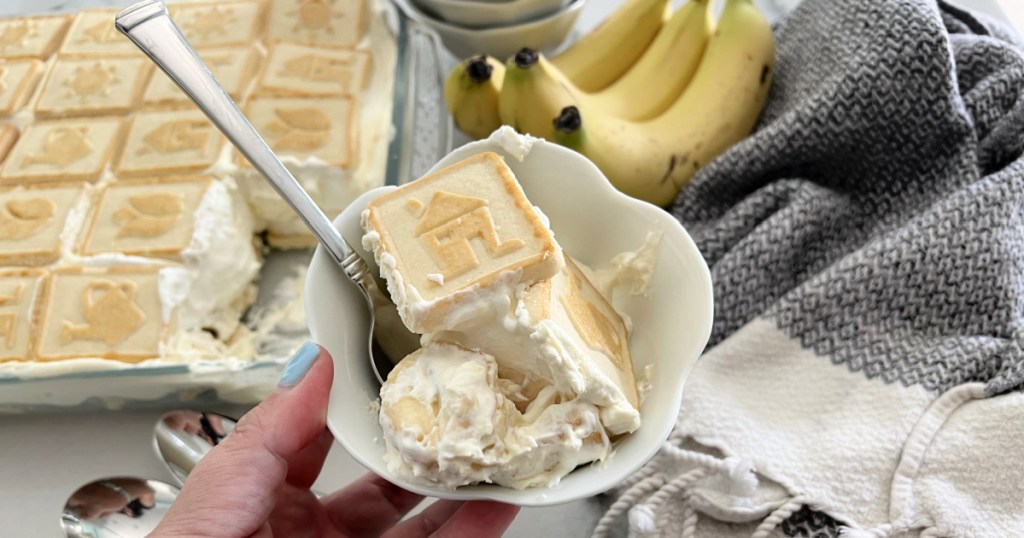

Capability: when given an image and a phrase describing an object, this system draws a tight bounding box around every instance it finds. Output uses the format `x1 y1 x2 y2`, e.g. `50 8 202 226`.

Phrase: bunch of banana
554 0 776 206
500 0 713 140
443 55 505 140
549 0 672 92
443 0 671 138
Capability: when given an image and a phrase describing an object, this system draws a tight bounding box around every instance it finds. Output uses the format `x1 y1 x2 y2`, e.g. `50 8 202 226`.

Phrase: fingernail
279 342 320 388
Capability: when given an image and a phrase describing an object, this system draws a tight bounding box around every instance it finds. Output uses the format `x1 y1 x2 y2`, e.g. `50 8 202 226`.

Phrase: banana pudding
0 0 398 387
364 152 641 489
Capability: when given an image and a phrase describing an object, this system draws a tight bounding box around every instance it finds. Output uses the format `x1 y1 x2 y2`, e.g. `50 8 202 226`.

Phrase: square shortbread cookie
144 45 262 107
80 177 212 259
0 117 123 184
0 15 70 60
33 55 150 118
115 110 225 177
240 96 355 168
0 269 45 362
266 0 366 48
523 258 640 413
0 183 85 266
258 42 370 97
363 152 564 333
0 59 44 117
169 1 266 48
35 267 166 362
60 9 140 57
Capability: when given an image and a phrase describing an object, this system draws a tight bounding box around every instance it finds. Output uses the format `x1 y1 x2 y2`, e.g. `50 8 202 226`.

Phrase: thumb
153 342 334 538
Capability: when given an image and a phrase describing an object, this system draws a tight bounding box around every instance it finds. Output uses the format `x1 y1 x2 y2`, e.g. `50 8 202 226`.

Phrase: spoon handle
115 0 351 266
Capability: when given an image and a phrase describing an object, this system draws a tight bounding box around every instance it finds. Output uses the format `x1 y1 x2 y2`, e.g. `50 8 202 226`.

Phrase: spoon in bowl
114 0 412 385
61 477 178 538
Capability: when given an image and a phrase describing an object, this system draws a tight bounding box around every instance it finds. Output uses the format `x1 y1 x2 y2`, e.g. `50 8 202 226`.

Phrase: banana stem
554 106 582 134
514 48 540 69
466 56 493 83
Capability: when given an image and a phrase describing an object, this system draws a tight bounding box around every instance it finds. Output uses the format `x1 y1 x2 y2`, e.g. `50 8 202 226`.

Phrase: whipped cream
380 342 610 490
366 152 651 490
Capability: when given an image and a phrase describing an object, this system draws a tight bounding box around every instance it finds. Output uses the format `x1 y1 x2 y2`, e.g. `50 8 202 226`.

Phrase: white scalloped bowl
393 0 584 60
413 0 571 29
305 127 713 506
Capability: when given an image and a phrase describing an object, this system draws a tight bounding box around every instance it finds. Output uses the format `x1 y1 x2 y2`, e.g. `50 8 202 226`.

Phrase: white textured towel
593 0 1024 536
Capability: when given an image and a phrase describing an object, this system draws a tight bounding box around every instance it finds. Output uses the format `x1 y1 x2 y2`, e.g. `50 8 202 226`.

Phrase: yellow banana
553 0 776 207
550 0 672 92
595 0 712 121
499 0 712 140
499 49 574 141
444 55 505 140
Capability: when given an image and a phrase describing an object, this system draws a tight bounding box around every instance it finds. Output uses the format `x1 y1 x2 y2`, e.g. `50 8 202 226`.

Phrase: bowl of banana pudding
306 127 713 505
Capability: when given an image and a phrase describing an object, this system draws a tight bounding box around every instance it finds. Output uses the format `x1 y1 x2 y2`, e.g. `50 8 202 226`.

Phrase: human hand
151 342 520 537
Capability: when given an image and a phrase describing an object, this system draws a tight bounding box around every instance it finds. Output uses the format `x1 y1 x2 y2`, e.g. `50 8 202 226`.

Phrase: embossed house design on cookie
364 152 564 333
413 189 526 281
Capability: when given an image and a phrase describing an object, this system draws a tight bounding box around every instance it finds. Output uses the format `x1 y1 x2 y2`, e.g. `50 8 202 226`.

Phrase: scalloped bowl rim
395 0 584 37
306 129 713 506
414 0 571 28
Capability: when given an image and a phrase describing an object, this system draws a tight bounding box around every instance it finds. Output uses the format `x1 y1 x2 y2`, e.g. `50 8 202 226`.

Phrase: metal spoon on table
61 477 178 538
153 410 237 486
152 409 328 496
115 0 416 385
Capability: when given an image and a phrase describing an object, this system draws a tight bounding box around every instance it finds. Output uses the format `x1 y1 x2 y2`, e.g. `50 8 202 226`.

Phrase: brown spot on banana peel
659 153 688 185
760 64 771 85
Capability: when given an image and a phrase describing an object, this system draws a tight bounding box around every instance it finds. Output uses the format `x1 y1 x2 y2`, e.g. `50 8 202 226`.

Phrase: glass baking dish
0 0 454 412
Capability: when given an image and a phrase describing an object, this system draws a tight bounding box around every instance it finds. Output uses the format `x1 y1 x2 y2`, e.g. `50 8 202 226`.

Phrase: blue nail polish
279 342 320 387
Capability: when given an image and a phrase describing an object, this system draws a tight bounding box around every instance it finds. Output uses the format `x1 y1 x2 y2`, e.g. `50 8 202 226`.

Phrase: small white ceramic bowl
414 0 571 29
394 0 584 60
305 128 713 506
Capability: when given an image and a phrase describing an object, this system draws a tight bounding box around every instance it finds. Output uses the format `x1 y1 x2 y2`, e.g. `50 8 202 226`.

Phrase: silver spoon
61 477 178 538
153 410 237 486
152 409 329 498
115 0 411 385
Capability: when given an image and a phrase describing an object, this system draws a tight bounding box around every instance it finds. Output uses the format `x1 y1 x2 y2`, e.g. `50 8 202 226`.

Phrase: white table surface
0 1 1018 537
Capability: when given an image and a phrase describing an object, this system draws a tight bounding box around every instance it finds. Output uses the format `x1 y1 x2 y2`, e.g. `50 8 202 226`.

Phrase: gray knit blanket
594 1 1024 536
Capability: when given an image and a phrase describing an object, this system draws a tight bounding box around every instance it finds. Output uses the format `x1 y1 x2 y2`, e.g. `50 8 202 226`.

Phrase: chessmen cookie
266 0 366 48
33 55 151 118
115 109 225 177
0 59 44 117
79 177 213 259
362 152 565 334
0 183 86 267
168 1 266 48
34 266 166 362
424 259 641 436
0 124 17 164
522 258 640 434
0 117 123 184
77 177 261 342
0 15 71 60
144 45 262 107
0 268 45 362
59 9 139 57
259 42 371 97
241 96 355 167
234 96 357 246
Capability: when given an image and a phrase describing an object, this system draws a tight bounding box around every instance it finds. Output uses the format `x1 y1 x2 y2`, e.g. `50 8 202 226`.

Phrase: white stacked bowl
394 0 586 61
